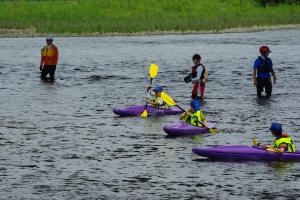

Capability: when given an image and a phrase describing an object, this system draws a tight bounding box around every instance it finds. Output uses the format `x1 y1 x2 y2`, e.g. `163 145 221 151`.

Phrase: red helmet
259 46 271 54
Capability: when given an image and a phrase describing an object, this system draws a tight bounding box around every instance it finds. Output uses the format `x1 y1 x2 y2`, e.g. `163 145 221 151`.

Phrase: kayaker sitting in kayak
146 85 169 109
179 100 208 128
261 123 296 154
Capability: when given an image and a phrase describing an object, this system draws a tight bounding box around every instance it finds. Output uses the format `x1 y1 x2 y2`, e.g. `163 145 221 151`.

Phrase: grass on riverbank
0 0 300 35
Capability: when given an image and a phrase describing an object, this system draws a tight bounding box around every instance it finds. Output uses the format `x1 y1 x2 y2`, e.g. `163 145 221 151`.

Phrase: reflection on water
1 29 300 199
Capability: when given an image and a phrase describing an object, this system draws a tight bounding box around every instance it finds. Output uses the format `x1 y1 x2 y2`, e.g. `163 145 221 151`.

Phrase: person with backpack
184 54 208 100
253 46 276 97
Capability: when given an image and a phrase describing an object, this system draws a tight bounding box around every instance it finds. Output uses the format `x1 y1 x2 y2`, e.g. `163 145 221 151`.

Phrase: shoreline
1 24 300 38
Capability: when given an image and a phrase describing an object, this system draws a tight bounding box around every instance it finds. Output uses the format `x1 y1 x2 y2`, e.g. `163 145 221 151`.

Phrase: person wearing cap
40 34 59 81
253 46 276 97
146 85 169 108
261 123 296 153
179 100 208 128
184 54 207 100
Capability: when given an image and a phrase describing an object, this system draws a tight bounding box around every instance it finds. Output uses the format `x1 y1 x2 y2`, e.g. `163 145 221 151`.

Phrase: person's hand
273 78 276 84
147 84 152 92
146 99 151 103
40 66 42 71
184 110 190 117
254 79 257 86
184 76 191 83
262 144 270 149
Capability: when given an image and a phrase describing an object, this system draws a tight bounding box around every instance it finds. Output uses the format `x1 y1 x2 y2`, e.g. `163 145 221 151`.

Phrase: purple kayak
192 145 300 161
163 122 216 136
113 105 188 117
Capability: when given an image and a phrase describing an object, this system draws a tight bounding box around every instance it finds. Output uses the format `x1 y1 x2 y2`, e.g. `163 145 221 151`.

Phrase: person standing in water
184 54 207 100
253 46 276 97
40 34 59 81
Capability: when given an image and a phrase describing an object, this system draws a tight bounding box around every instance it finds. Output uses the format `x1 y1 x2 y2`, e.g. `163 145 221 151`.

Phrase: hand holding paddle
141 64 159 117
252 138 278 153
161 92 219 133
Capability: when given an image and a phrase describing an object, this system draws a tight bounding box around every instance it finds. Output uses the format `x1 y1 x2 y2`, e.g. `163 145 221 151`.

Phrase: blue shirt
253 57 273 78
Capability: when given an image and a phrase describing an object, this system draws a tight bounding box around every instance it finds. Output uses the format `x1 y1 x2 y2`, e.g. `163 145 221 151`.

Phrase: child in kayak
146 85 169 108
180 100 208 128
262 123 296 153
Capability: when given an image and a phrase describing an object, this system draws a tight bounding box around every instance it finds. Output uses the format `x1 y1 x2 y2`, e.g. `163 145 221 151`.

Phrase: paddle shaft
144 78 153 109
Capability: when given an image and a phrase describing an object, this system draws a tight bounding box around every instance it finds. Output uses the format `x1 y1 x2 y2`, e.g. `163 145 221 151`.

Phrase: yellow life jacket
41 45 55 57
153 95 169 108
273 135 296 152
182 110 204 126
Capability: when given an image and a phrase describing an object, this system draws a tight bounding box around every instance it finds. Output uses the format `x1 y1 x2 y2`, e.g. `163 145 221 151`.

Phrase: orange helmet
259 46 271 54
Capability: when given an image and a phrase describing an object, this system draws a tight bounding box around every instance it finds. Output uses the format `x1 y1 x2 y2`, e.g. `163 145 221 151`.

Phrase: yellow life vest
273 135 296 152
182 110 204 126
41 45 55 57
153 95 169 108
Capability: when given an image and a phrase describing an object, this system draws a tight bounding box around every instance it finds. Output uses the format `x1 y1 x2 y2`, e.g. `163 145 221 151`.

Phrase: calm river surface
1 29 300 199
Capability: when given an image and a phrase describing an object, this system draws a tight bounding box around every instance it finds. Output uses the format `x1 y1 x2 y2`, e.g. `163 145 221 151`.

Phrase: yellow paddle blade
149 64 159 79
161 92 177 106
209 128 219 133
252 138 258 146
140 109 148 118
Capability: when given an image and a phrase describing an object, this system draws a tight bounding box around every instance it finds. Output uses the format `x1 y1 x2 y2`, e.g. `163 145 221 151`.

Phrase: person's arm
253 59 260 86
268 58 276 84
199 112 208 128
270 69 276 84
54 45 59 66
146 99 159 105
146 85 155 97
261 144 285 154
191 66 203 82
203 119 208 129
262 143 287 154
40 58 44 71
253 68 257 86
146 98 164 106
40 47 44 71
179 110 189 120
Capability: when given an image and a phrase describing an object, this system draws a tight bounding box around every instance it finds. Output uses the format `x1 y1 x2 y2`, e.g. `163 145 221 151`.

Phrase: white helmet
46 34 53 40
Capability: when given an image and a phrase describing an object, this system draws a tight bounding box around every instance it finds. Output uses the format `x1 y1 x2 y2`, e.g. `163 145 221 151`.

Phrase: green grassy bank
0 0 300 36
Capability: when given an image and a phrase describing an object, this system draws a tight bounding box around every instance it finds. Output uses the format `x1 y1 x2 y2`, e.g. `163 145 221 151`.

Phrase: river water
1 29 300 199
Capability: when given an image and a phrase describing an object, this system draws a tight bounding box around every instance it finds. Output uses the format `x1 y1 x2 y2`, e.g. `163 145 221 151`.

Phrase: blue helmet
153 86 163 92
269 123 282 135
191 100 201 111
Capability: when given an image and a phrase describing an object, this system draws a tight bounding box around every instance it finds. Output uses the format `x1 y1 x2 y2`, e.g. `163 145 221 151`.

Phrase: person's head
190 100 201 112
192 54 201 65
259 46 271 58
153 86 163 97
269 122 282 137
46 34 53 45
